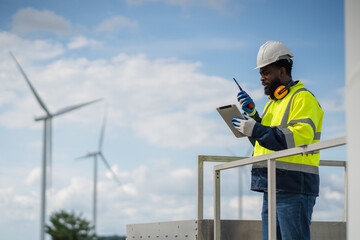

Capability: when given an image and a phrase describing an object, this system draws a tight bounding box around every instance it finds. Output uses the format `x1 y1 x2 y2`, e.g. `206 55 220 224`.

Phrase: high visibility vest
252 81 323 195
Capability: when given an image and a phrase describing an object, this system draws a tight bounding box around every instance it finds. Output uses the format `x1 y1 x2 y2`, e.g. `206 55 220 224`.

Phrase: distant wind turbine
227 146 252 220
77 107 122 234
10 52 102 240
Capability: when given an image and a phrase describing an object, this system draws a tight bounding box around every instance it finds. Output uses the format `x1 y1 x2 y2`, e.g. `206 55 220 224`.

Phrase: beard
264 77 282 100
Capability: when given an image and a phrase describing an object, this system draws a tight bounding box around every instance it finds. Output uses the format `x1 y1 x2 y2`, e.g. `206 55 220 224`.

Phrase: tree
45 209 98 240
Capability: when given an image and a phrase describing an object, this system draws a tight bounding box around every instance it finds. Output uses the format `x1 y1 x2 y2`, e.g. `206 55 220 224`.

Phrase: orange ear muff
274 85 289 99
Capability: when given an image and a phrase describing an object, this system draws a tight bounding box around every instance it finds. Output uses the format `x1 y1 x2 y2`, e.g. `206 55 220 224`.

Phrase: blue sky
0 0 346 239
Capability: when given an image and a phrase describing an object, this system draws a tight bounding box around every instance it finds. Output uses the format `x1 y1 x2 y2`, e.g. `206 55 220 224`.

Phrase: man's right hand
237 90 256 116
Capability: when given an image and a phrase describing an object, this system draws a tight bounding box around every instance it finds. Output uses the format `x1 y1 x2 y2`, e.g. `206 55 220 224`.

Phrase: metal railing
196 136 346 240
197 155 248 220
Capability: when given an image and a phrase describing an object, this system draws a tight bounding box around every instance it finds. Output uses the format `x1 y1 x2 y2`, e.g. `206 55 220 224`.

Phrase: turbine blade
10 52 51 115
98 106 108 151
99 152 122 187
53 98 103 117
75 152 94 160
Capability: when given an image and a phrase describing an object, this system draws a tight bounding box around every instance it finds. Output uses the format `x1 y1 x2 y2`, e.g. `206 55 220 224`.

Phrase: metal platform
126 220 346 240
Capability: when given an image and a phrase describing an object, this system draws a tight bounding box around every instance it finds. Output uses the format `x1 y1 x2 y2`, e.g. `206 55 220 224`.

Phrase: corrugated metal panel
126 220 197 240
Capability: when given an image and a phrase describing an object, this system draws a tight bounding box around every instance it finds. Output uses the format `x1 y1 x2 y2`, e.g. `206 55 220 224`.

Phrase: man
232 40 323 240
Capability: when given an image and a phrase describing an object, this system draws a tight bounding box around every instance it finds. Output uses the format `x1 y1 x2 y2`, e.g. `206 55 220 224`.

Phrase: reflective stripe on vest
252 161 319 175
279 88 322 147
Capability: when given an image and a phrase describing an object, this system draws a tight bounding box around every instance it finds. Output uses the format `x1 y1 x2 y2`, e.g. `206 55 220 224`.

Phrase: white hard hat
255 40 294 69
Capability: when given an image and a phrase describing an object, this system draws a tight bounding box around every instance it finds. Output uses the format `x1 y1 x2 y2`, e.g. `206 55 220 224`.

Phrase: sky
0 0 346 239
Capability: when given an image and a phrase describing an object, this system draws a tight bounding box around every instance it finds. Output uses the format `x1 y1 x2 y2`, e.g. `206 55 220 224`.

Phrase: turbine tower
10 52 102 240
77 107 122 234
227 147 251 220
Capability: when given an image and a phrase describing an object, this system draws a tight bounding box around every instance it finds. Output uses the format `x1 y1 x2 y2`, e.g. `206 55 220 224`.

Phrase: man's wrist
251 122 263 139
249 111 262 123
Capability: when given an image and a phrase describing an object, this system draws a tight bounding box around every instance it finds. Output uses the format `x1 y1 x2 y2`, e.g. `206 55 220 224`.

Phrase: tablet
216 104 246 138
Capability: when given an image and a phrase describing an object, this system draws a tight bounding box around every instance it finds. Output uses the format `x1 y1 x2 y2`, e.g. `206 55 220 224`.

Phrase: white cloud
312 171 346 221
1 33 246 148
24 168 41 186
13 194 38 208
321 173 345 191
0 187 14 206
322 187 343 201
170 168 194 178
50 177 92 210
67 36 103 50
0 32 64 61
229 195 262 219
11 8 72 35
319 87 345 112
0 187 39 221
95 16 138 33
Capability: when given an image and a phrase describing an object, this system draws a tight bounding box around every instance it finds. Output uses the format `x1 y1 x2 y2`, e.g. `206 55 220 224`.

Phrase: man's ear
279 66 287 77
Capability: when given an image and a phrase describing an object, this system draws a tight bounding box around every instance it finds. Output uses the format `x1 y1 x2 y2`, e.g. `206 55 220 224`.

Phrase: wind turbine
77 107 122 234
10 52 102 240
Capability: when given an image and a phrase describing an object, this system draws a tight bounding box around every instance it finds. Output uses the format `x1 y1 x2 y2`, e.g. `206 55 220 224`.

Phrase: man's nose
260 74 265 82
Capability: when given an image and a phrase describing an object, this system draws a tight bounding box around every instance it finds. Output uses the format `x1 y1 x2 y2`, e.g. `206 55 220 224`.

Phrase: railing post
197 156 204 220
268 159 276 240
344 162 348 222
214 169 221 240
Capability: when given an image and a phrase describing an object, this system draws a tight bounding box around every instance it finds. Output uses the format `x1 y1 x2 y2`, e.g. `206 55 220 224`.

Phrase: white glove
232 114 256 137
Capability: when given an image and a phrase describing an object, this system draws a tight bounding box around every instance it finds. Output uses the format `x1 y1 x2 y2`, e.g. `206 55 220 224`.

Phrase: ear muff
271 80 295 100
274 85 289 99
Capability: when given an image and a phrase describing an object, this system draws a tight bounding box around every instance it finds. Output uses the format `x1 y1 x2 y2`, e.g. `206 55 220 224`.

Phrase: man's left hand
232 114 256 137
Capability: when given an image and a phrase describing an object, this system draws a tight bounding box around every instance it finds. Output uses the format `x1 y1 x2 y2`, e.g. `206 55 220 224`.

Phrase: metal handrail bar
214 137 346 172
197 156 248 220
212 136 346 240
197 157 347 221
